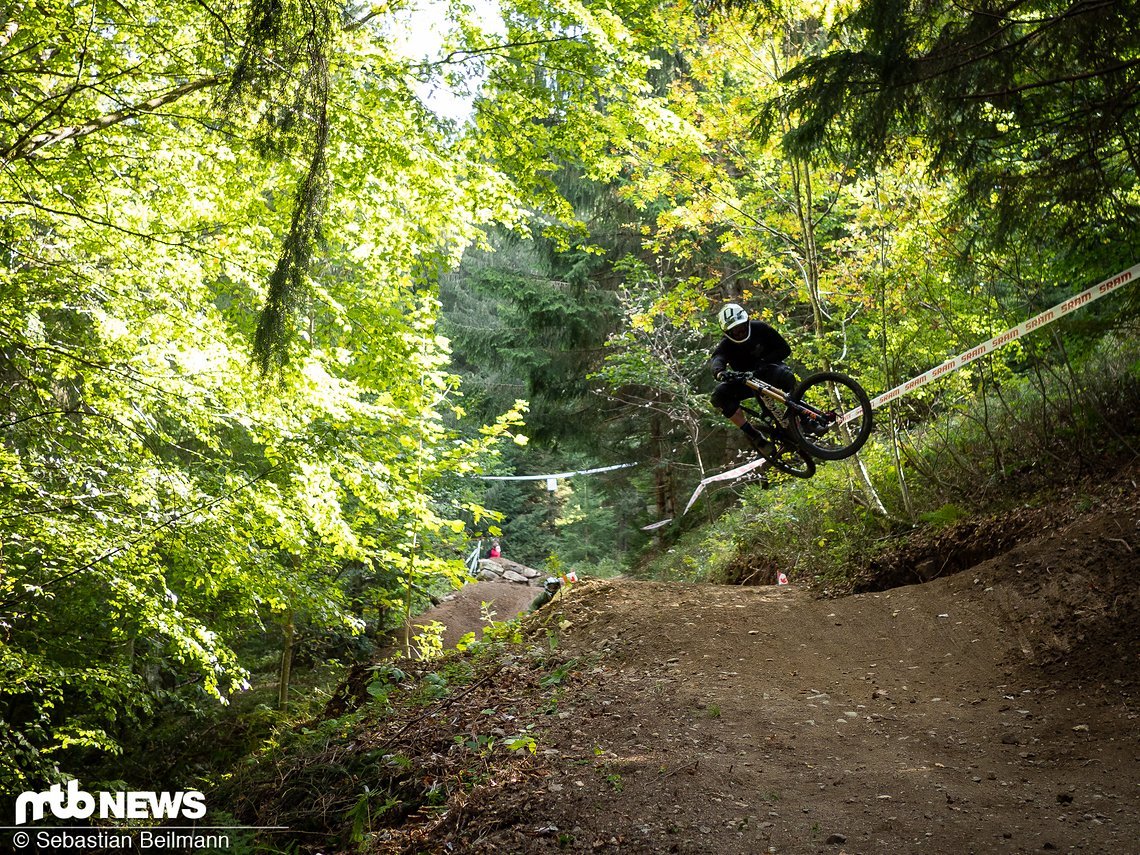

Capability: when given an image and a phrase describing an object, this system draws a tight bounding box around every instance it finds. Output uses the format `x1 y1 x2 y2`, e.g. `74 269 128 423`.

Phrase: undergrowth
213 611 579 852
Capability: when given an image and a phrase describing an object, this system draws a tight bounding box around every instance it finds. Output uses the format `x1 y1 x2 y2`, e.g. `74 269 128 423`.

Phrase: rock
478 556 546 585
825 833 847 845
477 568 500 582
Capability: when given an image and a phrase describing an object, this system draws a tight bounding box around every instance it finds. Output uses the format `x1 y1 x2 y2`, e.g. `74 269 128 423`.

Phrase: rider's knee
773 364 796 393
711 383 738 417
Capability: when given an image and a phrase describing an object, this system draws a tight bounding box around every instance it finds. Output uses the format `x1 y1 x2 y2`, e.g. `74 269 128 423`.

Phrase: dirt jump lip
515 483 1138 854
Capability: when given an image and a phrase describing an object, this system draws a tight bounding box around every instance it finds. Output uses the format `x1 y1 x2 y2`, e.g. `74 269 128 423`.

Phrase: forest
1 0 1138 835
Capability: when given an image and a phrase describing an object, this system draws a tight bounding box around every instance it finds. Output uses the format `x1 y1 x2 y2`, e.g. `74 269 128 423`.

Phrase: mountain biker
710 303 797 457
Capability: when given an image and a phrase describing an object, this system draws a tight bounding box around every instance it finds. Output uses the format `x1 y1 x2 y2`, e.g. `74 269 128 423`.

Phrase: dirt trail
266 478 1138 854
464 486 1139 854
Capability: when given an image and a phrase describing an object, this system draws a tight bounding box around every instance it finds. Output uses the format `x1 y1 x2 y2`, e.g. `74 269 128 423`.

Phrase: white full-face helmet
718 303 750 342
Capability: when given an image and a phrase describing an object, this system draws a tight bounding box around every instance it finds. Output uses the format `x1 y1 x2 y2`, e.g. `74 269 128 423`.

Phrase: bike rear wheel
787 371 873 461
763 437 816 479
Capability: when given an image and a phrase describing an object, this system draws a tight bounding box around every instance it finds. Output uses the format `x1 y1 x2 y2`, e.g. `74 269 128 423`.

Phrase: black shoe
741 423 774 457
749 436 776 458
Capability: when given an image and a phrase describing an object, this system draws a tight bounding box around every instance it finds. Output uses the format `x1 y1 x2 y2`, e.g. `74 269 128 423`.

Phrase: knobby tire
788 371 873 461
764 442 816 478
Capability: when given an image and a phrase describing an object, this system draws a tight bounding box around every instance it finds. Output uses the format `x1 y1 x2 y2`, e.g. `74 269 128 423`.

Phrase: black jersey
710 320 791 377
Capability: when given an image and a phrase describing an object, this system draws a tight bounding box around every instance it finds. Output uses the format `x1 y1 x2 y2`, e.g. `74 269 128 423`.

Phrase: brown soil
410 580 542 650
248 472 1140 855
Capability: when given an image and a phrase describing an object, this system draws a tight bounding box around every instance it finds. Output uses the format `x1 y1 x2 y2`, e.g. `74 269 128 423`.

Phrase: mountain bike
722 369 874 479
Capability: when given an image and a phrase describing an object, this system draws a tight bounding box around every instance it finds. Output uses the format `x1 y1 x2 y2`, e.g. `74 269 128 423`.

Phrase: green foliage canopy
777 0 1140 246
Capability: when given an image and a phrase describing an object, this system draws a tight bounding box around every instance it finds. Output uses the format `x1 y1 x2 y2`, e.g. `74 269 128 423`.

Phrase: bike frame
736 375 817 476
740 374 833 425
742 374 788 407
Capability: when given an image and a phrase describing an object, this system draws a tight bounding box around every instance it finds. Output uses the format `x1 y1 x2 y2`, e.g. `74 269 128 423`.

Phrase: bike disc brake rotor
805 410 837 437
795 397 853 454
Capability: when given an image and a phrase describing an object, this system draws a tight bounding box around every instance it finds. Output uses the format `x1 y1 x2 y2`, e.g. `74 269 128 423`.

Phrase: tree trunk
889 401 915 520
651 413 678 542
403 558 415 658
793 157 889 517
278 610 295 711
874 209 913 521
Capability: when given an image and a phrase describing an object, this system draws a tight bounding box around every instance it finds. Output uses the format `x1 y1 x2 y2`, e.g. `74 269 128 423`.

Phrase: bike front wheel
787 371 873 461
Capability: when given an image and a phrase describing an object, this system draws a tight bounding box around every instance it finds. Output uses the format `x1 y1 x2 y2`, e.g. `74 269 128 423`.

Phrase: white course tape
672 261 1139 520
478 462 637 481
682 456 769 515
